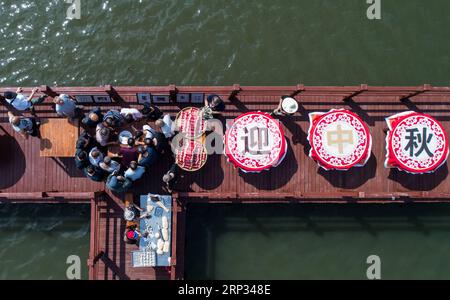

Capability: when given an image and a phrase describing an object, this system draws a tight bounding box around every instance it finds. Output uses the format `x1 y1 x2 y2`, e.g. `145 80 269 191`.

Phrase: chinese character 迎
241 126 270 155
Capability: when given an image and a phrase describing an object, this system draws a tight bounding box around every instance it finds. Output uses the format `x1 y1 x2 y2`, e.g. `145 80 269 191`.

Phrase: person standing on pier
106 171 133 193
120 107 143 123
124 161 146 181
137 145 159 169
7 111 40 139
54 94 79 119
82 107 103 128
83 165 106 182
74 150 90 170
3 87 47 114
155 115 175 138
141 103 163 121
99 156 121 174
103 109 125 129
89 147 104 167
162 163 179 193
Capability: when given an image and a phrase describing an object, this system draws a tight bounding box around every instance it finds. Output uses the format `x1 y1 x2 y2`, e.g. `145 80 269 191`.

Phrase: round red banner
175 107 206 139
225 112 286 172
175 139 208 172
308 109 372 170
385 112 448 174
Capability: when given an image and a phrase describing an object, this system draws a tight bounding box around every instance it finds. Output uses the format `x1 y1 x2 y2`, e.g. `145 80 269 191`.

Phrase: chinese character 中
326 125 354 154
404 127 433 157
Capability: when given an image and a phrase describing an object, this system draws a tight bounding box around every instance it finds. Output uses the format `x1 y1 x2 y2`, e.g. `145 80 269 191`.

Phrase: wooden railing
87 193 104 280
0 192 95 203
178 191 450 203
1 84 449 106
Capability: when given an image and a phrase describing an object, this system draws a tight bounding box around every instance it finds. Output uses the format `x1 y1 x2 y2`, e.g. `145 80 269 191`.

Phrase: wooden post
400 84 431 102
230 84 241 99
343 84 368 101
290 84 305 97
40 85 58 97
169 84 178 102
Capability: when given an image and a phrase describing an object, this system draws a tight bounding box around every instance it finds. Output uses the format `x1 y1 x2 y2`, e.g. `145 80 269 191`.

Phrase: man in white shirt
120 108 143 123
124 161 146 181
155 114 175 138
54 94 78 118
143 124 156 139
99 156 121 174
3 87 47 113
89 147 104 167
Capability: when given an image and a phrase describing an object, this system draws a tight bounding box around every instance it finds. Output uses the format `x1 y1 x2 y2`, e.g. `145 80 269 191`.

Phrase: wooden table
40 118 80 157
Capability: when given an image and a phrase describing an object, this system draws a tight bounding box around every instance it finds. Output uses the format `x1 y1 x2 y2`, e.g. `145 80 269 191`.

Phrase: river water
0 0 449 279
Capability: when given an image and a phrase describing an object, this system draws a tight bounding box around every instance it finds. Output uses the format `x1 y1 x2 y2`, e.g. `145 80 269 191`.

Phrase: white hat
281 97 299 114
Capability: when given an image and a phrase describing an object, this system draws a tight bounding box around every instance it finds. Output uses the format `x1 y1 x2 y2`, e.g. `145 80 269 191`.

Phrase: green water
185 204 450 280
0 204 89 280
1 0 450 279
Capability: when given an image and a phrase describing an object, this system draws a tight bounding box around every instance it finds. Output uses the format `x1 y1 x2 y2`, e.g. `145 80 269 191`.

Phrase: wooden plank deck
2 85 450 201
1 84 450 280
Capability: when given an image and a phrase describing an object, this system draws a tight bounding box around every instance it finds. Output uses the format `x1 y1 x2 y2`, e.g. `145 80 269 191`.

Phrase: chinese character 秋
404 127 433 157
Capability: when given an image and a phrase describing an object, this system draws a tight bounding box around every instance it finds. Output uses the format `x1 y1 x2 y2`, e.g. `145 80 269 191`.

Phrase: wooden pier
1 84 450 279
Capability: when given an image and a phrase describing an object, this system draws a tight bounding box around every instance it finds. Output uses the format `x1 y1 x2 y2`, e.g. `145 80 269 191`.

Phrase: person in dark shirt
82 107 103 128
162 163 179 193
103 110 125 129
206 94 225 112
140 103 163 121
75 149 90 170
83 165 106 182
151 132 168 154
137 145 159 169
106 171 132 193
76 131 96 151
119 138 138 167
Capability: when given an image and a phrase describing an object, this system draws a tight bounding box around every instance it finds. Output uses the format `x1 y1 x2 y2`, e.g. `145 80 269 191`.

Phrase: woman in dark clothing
75 149 90 170
141 103 163 121
82 107 103 128
206 94 225 112
83 164 106 182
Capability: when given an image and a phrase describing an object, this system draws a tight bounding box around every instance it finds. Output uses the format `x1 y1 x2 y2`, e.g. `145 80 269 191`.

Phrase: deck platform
1 84 450 279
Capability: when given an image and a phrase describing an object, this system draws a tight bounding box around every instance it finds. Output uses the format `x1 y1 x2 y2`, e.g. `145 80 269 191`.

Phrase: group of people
75 103 180 194
2 87 227 194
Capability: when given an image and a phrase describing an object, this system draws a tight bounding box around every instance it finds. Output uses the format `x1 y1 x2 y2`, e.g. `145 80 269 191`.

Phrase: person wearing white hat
271 96 299 116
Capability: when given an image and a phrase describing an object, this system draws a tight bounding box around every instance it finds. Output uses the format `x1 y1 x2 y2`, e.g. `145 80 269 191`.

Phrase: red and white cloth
385 111 449 174
175 107 205 139
175 139 208 171
308 109 372 170
225 112 286 173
